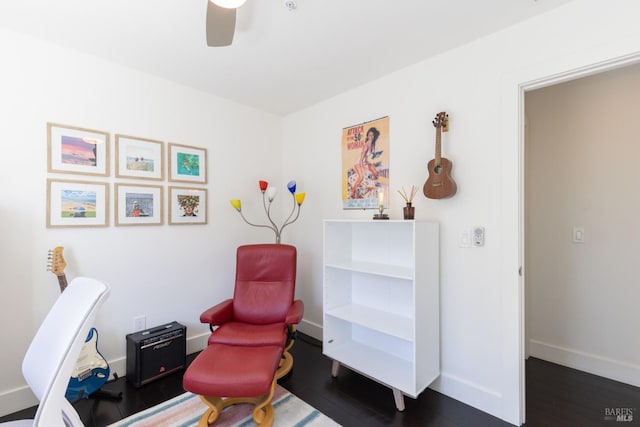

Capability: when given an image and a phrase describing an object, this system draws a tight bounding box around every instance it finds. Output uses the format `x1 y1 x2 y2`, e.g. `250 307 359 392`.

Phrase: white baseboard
0 387 38 419
429 373 503 421
0 333 211 418
528 339 640 387
186 331 209 355
297 318 322 341
306 323 505 423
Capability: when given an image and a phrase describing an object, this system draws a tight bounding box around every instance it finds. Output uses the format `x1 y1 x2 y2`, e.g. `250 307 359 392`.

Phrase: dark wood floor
1 333 638 426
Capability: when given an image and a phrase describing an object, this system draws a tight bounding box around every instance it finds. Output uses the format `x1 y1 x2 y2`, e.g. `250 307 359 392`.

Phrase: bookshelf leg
392 388 405 411
331 360 340 377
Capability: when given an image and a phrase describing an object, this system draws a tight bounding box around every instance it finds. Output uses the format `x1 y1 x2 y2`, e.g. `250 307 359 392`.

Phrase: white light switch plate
573 227 585 243
459 230 470 248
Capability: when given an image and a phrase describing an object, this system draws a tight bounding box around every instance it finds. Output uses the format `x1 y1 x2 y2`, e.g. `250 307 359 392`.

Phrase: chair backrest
232 244 296 324
23 277 110 426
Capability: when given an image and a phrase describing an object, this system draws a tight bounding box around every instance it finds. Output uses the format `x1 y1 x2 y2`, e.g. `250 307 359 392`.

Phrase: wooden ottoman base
183 344 283 427
197 379 276 427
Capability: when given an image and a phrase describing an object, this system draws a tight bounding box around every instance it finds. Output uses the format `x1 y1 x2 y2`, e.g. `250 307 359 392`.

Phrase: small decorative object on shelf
230 180 306 243
398 185 417 220
373 190 389 220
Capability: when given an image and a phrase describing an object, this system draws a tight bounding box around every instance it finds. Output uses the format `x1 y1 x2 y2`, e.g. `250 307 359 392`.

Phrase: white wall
525 64 640 386
283 0 640 424
0 29 284 415
3 0 640 424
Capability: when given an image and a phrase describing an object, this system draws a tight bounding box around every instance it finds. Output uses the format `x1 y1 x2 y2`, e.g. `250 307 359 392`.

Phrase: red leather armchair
200 244 304 378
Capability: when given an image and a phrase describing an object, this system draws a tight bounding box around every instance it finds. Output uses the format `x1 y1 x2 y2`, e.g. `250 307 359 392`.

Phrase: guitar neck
57 274 68 293
434 128 442 165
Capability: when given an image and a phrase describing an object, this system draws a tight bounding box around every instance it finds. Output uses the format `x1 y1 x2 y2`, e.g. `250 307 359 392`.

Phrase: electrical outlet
133 315 146 332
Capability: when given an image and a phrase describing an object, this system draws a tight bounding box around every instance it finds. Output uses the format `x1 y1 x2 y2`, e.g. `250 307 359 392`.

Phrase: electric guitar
47 246 110 401
423 111 457 199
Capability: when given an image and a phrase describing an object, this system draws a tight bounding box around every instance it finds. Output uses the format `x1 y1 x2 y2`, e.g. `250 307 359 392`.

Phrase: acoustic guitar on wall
423 111 457 199
47 246 111 401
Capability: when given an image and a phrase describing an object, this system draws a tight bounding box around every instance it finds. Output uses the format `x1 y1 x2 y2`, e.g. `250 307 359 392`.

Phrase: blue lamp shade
287 180 297 194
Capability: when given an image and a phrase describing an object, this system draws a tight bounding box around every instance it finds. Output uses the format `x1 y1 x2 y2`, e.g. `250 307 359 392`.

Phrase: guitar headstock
432 112 449 131
47 246 67 277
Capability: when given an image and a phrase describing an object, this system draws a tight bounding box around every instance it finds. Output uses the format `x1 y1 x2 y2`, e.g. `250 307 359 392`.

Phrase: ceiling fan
206 0 297 47
206 0 242 47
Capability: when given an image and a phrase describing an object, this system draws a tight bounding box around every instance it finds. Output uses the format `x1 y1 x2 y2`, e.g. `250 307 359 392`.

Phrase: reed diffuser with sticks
398 185 417 220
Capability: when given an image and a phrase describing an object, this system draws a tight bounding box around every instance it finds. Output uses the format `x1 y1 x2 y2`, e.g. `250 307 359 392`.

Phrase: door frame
501 48 640 425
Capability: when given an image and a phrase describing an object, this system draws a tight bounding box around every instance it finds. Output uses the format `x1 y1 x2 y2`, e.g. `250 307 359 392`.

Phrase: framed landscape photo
47 123 109 176
47 179 109 228
168 143 207 183
168 186 207 225
115 183 163 226
115 135 164 180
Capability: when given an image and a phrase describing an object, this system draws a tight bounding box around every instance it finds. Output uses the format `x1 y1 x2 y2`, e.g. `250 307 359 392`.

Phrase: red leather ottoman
183 343 283 426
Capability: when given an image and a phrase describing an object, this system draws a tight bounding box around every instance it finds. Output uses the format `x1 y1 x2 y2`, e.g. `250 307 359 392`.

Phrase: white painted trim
298 318 323 341
529 340 640 388
0 387 38 419
509 48 640 425
186 331 210 355
500 73 524 425
430 373 503 420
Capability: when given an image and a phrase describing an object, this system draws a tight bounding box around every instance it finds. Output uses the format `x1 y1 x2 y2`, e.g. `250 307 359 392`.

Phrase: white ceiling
0 0 573 116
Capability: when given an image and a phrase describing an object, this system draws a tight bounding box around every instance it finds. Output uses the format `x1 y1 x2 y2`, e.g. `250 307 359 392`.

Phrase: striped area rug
108 385 340 426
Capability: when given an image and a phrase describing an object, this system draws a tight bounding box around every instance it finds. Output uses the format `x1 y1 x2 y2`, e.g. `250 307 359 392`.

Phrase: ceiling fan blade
206 1 236 47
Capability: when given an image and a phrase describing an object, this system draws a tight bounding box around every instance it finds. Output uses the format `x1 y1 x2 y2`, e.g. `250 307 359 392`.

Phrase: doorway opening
519 55 640 422
522 62 640 425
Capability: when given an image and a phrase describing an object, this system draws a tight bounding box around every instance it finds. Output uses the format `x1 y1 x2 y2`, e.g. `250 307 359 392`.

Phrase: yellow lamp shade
295 192 306 205
230 199 242 210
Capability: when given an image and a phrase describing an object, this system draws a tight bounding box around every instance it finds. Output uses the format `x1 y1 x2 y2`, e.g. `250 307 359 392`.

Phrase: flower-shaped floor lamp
230 180 306 244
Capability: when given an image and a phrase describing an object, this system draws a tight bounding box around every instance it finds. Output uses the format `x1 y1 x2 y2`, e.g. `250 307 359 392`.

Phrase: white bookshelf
323 219 440 411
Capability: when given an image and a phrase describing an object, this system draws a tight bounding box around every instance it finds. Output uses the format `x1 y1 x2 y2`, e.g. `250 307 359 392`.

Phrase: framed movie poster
341 116 390 209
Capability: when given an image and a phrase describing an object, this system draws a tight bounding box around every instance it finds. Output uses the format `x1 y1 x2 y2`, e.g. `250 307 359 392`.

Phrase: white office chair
1 277 110 426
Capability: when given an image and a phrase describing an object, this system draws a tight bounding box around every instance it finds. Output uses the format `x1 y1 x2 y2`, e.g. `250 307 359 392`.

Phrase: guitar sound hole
434 165 442 174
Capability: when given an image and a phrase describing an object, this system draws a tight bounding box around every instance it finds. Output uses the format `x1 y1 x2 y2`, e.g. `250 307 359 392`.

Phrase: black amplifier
126 321 186 388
